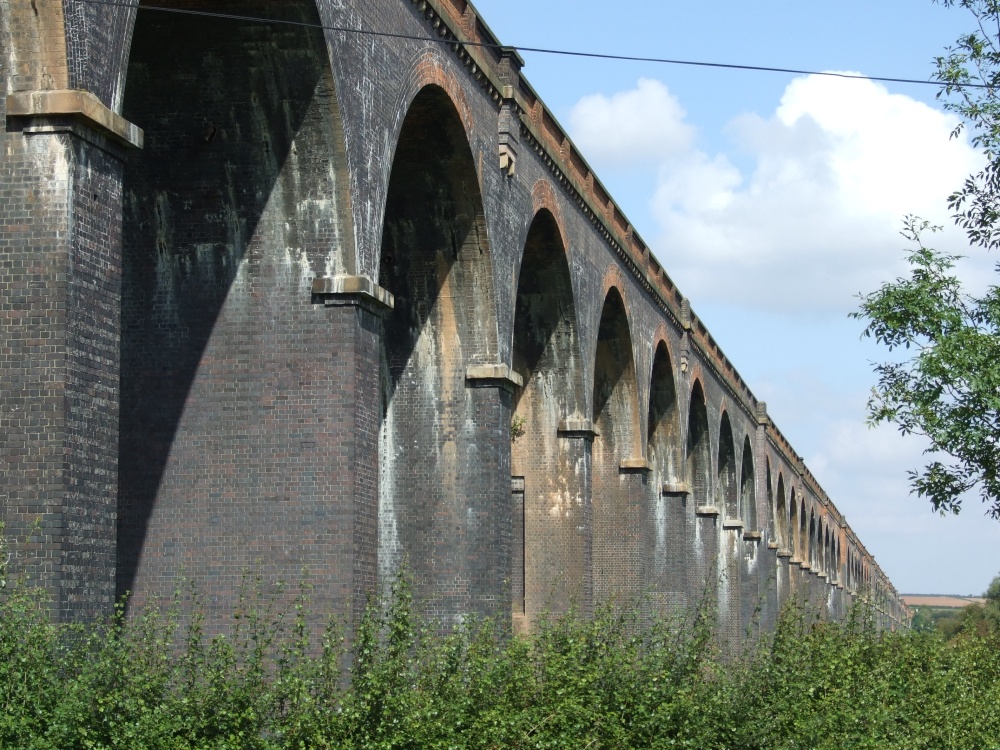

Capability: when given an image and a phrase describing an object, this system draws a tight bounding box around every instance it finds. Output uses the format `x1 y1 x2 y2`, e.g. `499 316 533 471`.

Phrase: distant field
902 595 986 608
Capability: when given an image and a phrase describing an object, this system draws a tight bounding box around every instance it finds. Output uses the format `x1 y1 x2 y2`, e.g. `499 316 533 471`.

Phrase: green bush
3 546 1000 749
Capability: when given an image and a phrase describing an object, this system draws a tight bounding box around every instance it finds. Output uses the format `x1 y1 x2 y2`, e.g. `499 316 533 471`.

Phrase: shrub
3 539 1000 749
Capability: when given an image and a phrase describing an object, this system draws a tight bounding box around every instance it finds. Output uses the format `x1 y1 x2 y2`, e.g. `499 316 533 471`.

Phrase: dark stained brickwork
115 1 363 632
0 0 909 636
0 115 124 621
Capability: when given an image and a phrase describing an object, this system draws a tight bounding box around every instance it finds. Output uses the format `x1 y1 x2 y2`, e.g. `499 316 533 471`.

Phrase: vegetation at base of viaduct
3 560 1000 750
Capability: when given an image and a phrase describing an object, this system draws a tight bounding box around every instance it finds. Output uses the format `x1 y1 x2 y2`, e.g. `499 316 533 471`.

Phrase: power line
74 0 991 90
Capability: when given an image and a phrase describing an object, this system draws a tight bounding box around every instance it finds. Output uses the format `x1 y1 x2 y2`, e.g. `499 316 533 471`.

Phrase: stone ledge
619 457 652 472
312 275 394 312
743 531 763 542
695 505 720 517
557 418 598 439
662 481 690 497
6 89 143 148
466 364 523 390
722 518 744 530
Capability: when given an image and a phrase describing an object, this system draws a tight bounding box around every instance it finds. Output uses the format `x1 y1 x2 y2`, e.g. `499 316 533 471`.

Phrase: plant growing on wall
511 414 527 442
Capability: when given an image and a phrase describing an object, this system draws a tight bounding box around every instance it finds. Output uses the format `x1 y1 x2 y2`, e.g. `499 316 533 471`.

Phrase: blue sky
472 0 1000 595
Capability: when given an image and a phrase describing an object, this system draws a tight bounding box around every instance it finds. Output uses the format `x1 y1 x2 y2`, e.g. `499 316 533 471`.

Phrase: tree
985 572 1000 631
853 0 1000 518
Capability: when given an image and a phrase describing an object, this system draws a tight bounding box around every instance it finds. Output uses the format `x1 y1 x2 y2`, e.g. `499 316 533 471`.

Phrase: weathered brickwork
1 0 909 638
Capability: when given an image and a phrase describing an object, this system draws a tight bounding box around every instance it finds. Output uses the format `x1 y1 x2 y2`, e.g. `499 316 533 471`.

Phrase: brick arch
647 332 681 483
716 408 741 645
511 204 583 410
807 505 818 570
590 283 641 457
686 378 712 508
600 264 628 305
511 200 585 626
530 179 568 237
739 434 756 529
785 476 797 558
818 515 827 574
394 49 477 168
518 183 570 299
684 360 707 399
377 77 502 622
650 323 675 362
371 48 482 270
827 519 834 577
591 285 643 605
647 319 679 455
795 488 805 560
507 180 576 368
717 411 738 519
646 332 683 609
766 459 778 545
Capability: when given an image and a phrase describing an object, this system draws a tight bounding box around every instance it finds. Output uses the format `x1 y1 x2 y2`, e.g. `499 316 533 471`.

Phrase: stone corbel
662 481 690 498
619 457 652 473
557 417 598 440
465 364 523 392
311 275 394 316
6 89 143 149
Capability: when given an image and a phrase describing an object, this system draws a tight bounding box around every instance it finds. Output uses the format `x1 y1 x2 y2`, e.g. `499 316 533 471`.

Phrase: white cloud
565 76 1000 594
578 74 986 313
567 78 696 168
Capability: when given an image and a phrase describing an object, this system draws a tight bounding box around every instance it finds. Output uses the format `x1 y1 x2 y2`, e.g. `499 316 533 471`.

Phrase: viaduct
1 0 907 638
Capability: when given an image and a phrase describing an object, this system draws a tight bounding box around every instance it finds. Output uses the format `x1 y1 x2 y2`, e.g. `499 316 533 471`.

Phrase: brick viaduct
1 0 907 638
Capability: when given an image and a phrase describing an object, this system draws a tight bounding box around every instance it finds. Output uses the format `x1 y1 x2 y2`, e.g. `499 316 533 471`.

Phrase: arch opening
808 510 817 570
648 341 682 610
718 413 738 520
775 471 787 551
377 84 501 622
787 482 798 561
510 209 582 625
648 343 681 484
591 288 641 605
799 499 808 564
740 436 756 530
686 382 711 509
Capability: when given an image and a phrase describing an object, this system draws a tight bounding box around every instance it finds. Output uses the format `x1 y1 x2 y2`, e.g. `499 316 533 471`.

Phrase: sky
471 0 1000 595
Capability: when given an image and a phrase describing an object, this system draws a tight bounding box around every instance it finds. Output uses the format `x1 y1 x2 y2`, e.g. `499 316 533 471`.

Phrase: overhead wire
72 0 992 90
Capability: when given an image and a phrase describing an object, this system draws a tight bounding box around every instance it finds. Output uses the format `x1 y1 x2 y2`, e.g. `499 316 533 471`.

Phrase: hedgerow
3 549 1000 749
